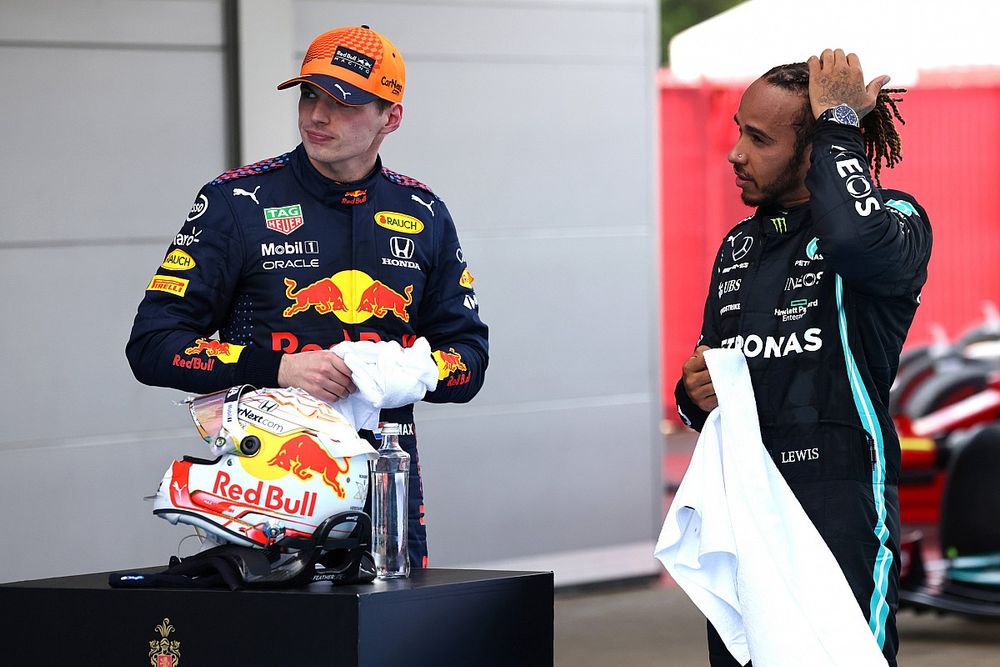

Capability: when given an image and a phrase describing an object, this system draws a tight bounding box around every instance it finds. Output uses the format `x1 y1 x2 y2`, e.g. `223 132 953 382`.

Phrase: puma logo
334 84 351 99
411 194 435 216
233 185 260 205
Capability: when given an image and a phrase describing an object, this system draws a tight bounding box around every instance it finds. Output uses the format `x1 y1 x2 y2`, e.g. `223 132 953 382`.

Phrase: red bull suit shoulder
128 144 489 567
675 121 932 667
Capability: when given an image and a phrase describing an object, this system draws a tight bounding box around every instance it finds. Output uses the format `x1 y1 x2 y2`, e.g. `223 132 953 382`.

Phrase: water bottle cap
379 422 402 436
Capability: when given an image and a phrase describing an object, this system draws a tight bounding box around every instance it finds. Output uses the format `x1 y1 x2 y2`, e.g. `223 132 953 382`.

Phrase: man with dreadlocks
676 49 931 666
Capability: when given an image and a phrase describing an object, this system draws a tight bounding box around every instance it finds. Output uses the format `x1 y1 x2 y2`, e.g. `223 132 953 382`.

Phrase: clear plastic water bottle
372 422 410 579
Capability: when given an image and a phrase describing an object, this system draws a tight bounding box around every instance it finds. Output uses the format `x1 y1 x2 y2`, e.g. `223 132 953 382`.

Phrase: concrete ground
554 577 1000 666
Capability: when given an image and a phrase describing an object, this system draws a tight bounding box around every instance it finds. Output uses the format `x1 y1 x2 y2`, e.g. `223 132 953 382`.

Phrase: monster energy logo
770 216 788 233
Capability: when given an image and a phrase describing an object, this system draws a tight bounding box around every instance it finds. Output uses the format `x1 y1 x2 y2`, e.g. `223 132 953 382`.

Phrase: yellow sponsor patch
147 274 189 297
459 268 475 288
184 337 244 363
161 248 196 271
432 347 468 381
375 211 424 234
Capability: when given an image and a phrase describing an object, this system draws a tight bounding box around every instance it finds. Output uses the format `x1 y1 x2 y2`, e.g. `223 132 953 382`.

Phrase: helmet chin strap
211 384 255 457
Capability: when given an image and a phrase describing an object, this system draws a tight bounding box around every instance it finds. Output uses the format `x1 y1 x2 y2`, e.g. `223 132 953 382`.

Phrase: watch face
834 104 860 127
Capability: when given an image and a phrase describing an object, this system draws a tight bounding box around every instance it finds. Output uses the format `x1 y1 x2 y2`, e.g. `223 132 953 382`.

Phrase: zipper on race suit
866 432 877 471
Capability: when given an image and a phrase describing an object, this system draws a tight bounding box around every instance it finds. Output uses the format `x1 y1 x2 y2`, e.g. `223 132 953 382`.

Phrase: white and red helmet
153 386 378 548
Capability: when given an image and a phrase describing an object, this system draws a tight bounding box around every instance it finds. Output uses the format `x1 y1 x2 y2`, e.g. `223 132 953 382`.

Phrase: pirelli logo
147 274 189 297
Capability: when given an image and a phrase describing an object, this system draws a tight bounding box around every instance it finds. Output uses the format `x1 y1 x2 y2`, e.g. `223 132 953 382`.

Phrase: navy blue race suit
676 121 932 666
127 145 489 568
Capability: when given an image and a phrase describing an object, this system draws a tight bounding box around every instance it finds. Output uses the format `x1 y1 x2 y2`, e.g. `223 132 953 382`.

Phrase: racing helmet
152 385 379 548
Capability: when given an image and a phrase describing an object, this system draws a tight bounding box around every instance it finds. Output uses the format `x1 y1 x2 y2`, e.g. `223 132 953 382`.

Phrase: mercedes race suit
127 144 489 566
675 120 932 666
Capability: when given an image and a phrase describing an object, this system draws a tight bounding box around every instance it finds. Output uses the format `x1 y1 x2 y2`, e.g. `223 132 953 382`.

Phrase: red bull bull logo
459 268 475 289
357 280 413 322
283 277 347 317
282 270 412 324
185 338 230 357
182 338 244 364
267 434 350 499
433 347 468 381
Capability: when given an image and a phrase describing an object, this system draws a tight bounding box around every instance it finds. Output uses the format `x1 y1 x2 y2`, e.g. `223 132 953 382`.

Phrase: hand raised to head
807 49 890 120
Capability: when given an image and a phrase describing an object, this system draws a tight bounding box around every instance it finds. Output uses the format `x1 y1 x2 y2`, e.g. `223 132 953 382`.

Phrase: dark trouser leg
790 480 900 667
401 433 428 568
706 622 750 667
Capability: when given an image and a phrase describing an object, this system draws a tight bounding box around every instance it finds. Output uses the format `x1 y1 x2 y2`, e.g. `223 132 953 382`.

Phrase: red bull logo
211 470 318 516
341 189 367 205
182 337 244 364
267 434 350 499
459 268 475 289
433 347 468 381
185 338 230 357
282 270 412 324
358 280 413 322
283 277 347 317
172 355 215 371
271 330 418 353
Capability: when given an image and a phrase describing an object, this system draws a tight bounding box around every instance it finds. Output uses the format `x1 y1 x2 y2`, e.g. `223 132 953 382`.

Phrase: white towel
328 337 439 431
654 349 887 666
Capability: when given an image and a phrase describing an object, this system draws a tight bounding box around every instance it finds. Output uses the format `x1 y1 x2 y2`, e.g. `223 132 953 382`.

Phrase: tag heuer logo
264 204 304 235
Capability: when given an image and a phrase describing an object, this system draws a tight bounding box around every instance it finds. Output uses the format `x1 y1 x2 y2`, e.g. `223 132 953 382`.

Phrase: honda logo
390 236 415 260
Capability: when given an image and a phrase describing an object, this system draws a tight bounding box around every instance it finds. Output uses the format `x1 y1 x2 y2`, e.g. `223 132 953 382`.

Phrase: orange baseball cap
277 25 405 106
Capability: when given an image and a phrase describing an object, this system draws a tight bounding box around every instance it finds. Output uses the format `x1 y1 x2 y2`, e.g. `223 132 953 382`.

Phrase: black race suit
675 121 932 666
127 145 489 568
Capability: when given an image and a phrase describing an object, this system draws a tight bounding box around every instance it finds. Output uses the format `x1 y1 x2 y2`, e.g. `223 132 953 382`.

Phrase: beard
741 147 809 209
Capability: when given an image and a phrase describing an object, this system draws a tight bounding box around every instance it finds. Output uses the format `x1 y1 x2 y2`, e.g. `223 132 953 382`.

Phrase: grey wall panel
0 432 204 582
456 233 654 404
296 0 645 61
0 0 223 46
0 245 202 445
380 62 650 234
414 399 656 563
0 0 229 584
0 46 228 244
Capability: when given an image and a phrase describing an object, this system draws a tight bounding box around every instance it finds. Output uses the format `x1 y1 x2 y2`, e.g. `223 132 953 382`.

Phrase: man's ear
382 103 403 135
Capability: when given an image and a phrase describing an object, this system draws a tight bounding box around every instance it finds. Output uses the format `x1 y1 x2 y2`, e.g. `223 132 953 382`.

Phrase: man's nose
311 98 333 124
727 140 746 165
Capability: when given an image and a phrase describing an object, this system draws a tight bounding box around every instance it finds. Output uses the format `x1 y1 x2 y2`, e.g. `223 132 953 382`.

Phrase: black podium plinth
1 567 553 666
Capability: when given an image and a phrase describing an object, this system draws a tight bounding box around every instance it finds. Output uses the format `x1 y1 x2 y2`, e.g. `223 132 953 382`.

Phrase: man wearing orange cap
128 26 489 569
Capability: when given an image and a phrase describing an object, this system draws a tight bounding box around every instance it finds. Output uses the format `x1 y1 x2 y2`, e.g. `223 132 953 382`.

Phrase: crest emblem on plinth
149 617 181 666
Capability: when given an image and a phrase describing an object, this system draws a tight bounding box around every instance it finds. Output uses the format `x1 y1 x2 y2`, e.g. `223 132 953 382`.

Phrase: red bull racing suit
675 121 932 666
128 144 489 568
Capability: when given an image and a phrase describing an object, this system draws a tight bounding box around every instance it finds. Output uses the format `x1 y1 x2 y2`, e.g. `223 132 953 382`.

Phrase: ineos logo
832 147 881 217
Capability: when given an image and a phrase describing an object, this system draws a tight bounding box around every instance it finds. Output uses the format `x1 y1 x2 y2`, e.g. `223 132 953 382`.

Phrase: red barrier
660 70 1000 421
